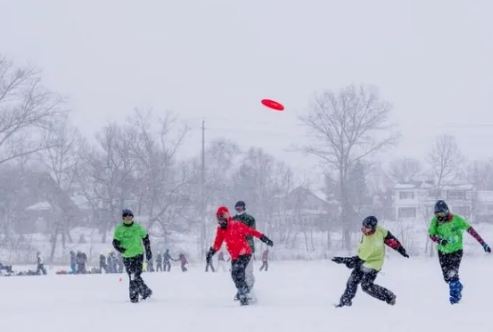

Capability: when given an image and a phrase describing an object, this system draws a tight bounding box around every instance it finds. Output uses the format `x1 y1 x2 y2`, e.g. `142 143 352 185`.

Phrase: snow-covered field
1 256 491 332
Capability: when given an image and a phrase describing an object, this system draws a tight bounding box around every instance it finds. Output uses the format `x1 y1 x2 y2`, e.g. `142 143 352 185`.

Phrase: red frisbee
261 99 284 111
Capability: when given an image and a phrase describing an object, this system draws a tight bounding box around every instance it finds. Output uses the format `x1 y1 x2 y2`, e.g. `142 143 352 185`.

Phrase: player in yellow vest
332 216 409 307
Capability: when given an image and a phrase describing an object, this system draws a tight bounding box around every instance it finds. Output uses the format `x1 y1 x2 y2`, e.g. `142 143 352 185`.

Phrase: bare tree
79 123 139 242
388 157 422 184
466 159 493 191
40 113 87 259
128 108 191 238
299 84 399 250
427 134 464 197
230 148 291 234
182 138 240 252
424 134 464 256
0 55 64 165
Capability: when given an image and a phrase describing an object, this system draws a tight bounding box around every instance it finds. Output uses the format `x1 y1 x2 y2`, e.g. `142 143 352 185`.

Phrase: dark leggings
340 265 395 305
231 254 251 296
438 250 462 283
123 255 151 301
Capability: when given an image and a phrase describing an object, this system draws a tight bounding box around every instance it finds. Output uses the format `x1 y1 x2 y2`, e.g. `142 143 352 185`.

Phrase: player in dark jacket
232 201 257 295
113 209 153 303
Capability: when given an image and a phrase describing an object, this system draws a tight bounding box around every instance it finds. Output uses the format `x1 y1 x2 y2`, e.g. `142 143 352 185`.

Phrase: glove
398 247 409 258
260 235 274 247
331 257 345 264
483 243 491 253
146 250 152 261
206 247 216 263
112 240 126 254
344 256 362 269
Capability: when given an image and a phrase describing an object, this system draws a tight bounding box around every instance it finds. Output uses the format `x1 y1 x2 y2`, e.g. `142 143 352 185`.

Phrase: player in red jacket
206 206 274 305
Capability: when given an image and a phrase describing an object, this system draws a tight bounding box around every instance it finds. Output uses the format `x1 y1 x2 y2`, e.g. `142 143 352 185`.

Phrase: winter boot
335 296 352 308
129 280 139 303
237 285 250 305
234 291 239 301
239 294 249 305
386 294 396 305
141 287 153 300
136 278 152 300
449 280 463 304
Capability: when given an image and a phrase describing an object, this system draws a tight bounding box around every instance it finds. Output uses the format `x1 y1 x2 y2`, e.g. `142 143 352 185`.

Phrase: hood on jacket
216 206 231 219
216 206 231 228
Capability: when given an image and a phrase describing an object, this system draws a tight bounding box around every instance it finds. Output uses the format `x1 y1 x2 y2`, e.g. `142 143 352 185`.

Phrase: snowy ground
1 256 492 332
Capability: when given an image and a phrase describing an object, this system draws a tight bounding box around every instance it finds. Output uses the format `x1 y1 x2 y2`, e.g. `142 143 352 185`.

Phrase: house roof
0 168 80 216
394 182 474 191
26 201 53 211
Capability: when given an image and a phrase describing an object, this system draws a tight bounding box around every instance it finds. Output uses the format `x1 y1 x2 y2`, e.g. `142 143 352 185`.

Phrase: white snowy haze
1 0 493 268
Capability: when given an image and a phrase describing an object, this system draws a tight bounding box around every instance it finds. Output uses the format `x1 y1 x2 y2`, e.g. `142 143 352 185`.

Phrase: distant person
36 252 47 275
69 250 76 273
163 249 172 272
76 251 87 274
217 251 227 272
113 209 153 303
156 251 163 272
178 253 188 272
259 249 269 271
99 253 107 273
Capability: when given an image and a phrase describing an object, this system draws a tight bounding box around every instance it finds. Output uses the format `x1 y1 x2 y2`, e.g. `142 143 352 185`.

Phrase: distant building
475 191 493 223
271 186 339 232
393 180 474 220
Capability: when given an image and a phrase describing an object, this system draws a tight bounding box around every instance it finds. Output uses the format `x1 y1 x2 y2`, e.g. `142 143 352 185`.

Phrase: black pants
164 261 171 272
259 261 268 271
231 255 251 298
123 254 151 302
340 265 395 305
438 250 462 283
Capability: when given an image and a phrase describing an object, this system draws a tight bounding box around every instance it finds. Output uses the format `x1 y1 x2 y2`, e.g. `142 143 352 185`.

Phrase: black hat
235 201 246 209
362 216 378 230
434 200 449 214
122 209 133 217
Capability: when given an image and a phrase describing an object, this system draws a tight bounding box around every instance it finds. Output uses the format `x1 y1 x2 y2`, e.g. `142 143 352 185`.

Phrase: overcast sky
1 0 492 183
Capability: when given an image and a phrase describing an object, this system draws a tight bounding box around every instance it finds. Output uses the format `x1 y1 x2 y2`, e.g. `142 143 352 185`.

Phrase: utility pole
200 119 206 255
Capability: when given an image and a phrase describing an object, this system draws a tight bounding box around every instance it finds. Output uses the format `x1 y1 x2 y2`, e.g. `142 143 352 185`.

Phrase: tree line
1 54 491 259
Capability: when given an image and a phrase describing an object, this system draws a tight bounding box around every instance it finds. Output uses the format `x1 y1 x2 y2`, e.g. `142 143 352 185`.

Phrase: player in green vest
113 209 153 303
332 216 409 307
428 200 490 304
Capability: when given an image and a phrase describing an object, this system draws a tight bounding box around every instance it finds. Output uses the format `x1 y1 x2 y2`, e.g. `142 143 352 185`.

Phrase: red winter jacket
212 206 264 260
